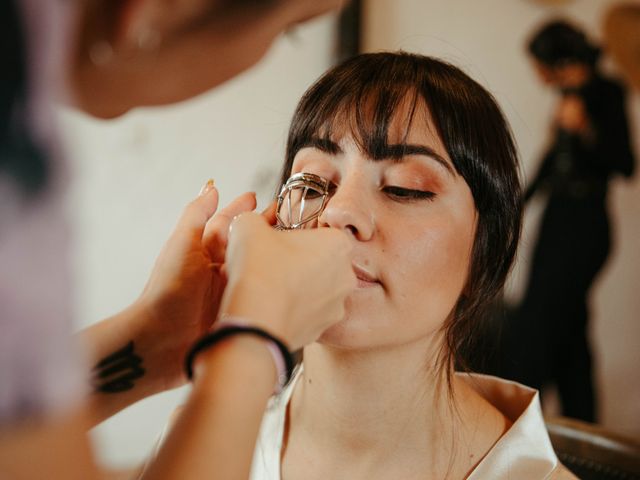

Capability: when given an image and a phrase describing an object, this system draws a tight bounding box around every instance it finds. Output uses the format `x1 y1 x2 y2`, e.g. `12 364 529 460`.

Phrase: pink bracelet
215 316 290 394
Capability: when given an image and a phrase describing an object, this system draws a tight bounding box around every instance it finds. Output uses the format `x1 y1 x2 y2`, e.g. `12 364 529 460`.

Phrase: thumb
227 211 270 246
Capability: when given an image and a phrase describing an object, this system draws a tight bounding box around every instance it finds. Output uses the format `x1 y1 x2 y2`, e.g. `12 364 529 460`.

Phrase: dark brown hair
0 0 49 196
279 52 523 378
528 20 601 68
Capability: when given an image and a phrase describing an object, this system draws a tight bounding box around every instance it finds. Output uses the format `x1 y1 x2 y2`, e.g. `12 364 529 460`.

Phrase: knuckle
230 211 258 232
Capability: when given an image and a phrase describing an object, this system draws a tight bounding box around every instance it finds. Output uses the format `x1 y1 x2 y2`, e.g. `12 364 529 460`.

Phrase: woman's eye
302 188 323 199
382 186 436 201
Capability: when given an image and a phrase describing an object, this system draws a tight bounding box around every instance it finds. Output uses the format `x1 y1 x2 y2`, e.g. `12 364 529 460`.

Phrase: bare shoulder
547 463 579 479
454 376 513 469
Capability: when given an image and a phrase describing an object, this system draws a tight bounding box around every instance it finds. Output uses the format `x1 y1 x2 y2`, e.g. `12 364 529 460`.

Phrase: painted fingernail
199 179 215 196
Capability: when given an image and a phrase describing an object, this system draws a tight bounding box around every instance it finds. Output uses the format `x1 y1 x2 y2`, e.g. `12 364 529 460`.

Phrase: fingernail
199 179 215 196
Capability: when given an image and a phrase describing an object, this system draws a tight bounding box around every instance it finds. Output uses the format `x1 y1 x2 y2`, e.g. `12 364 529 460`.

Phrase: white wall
61 15 337 467
363 0 640 438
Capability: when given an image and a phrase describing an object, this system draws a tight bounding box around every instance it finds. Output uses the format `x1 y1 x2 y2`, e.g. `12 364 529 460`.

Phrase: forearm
0 407 103 480
140 336 276 480
79 301 176 426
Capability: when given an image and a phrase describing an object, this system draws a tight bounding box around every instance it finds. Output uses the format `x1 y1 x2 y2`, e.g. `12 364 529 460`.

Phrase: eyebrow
302 137 454 176
303 137 342 155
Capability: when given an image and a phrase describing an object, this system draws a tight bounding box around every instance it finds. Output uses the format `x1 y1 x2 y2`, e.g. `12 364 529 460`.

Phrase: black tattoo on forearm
92 341 145 393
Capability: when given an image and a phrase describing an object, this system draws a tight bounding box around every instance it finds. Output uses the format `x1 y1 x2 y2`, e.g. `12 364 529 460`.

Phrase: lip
352 263 380 288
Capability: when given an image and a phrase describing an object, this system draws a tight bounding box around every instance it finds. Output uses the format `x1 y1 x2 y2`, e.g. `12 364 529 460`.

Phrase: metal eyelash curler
275 172 337 230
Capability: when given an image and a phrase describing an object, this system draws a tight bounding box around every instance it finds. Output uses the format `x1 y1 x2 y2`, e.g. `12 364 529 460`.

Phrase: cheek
388 207 476 323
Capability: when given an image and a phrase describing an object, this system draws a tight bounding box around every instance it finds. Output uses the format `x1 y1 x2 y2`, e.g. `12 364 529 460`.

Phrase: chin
314 302 446 353
315 311 386 350
316 323 358 349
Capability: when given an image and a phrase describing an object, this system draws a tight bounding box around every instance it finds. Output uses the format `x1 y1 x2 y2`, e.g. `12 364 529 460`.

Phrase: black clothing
525 75 634 200
499 74 635 422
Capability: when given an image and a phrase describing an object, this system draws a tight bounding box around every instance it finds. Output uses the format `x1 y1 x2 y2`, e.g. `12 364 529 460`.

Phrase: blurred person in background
0 1 353 479
497 19 635 423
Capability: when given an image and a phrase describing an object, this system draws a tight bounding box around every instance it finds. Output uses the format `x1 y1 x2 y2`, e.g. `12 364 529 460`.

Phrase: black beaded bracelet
184 324 294 392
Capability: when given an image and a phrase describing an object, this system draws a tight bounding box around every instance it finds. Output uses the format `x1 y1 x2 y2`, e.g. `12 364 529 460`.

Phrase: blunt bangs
281 54 426 186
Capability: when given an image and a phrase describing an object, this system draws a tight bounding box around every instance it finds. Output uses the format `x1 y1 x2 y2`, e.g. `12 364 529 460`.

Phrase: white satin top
250 368 577 480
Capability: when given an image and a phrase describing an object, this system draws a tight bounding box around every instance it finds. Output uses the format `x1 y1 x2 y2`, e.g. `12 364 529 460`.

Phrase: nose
317 172 375 241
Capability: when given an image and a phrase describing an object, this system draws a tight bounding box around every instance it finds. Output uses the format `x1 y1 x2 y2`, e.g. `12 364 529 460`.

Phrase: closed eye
383 186 436 201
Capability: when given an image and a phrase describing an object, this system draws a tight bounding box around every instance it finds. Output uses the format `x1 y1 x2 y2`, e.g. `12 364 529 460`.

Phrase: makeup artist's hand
220 211 356 350
82 181 258 425
134 182 259 390
556 94 589 133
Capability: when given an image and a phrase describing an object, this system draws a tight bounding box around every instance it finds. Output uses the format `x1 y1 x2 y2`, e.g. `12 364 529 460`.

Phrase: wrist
131 296 195 392
192 335 277 399
187 321 294 394
82 302 162 425
219 276 291 343
97 299 181 396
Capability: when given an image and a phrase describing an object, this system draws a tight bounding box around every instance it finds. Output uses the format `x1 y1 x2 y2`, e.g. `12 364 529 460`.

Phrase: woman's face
289 103 477 350
532 59 591 89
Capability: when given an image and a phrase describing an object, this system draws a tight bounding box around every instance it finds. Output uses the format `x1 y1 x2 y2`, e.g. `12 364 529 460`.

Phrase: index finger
203 192 257 262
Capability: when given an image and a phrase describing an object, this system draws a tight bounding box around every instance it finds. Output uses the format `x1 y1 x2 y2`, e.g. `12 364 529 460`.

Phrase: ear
114 0 228 50
111 0 159 50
